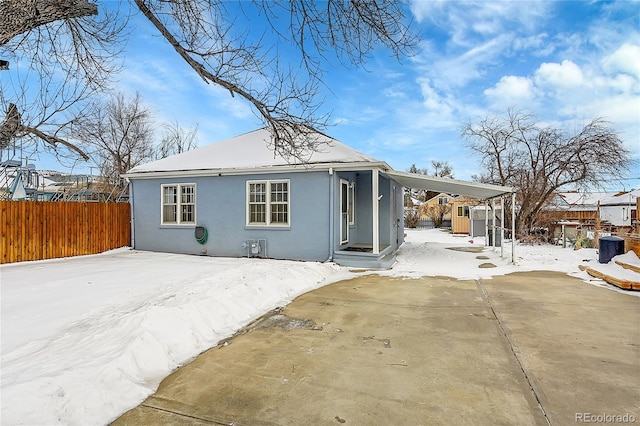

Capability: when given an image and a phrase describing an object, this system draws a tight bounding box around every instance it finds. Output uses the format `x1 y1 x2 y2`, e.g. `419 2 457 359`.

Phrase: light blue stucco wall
130 171 331 261
129 168 405 262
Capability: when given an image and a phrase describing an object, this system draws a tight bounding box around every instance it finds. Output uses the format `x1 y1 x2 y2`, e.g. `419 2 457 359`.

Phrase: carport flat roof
385 170 514 199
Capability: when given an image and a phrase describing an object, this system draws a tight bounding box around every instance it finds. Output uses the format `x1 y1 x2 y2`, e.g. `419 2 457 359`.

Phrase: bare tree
76 93 155 186
406 163 428 202
155 121 199 159
462 109 632 237
421 202 451 228
430 160 454 179
406 162 455 202
408 163 428 175
2 0 418 165
0 1 127 164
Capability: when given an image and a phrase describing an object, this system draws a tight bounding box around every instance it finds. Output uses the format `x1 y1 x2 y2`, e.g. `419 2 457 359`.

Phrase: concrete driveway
113 271 639 425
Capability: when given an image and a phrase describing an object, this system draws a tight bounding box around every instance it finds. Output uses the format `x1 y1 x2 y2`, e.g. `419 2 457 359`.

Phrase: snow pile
614 250 640 269
580 250 640 285
1 253 349 425
1 228 636 425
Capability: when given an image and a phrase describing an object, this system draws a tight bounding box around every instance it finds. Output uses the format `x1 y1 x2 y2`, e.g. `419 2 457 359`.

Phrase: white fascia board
122 161 391 180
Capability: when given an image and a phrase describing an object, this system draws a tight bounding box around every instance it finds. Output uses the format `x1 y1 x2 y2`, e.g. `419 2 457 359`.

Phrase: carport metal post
372 168 379 255
500 195 505 259
484 200 489 247
512 192 516 264
492 198 496 249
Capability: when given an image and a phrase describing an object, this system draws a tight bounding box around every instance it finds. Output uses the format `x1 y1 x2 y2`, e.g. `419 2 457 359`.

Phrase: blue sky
10 1 640 189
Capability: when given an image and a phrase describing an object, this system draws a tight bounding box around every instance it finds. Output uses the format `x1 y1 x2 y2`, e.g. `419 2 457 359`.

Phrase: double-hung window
161 183 196 225
247 180 289 226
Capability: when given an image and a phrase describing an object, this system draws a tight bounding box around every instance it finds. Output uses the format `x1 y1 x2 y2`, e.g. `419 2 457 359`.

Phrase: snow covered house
598 190 638 228
546 191 611 223
123 127 513 268
546 190 638 231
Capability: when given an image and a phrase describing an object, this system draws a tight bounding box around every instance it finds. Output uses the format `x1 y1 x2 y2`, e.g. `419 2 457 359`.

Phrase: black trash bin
598 236 624 263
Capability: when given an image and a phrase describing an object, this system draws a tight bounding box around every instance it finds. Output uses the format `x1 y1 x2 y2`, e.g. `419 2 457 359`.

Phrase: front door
340 179 349 245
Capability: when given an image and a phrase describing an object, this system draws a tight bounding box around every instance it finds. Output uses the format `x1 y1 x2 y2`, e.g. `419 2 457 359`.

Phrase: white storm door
340 179 349 245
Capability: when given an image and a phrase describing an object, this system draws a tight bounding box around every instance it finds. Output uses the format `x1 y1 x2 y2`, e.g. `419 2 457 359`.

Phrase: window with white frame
247 180 289 226
438 197 448 205
161 184 196 225
457 206 469 217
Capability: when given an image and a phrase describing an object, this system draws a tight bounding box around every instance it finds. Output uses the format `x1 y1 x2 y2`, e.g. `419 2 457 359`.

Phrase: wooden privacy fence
1 201 130 264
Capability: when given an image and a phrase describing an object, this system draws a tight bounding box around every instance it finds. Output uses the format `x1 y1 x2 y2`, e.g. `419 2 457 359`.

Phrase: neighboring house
419 192 453 219
545 191 612 224
0 160 117 201
124 127 512 268
418 192 453 228
599 190 638 228
545 190 637 231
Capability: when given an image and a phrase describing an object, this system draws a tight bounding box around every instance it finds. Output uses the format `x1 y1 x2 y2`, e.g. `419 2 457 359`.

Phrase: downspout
327 168 334 262
511 192 516 264
128 178 135 249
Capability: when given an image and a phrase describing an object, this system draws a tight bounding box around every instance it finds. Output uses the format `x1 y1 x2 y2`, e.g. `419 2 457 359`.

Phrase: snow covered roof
598 190 639 206
125 128 384 175
556 191 616 207
424 192 453 204
550 191 638 209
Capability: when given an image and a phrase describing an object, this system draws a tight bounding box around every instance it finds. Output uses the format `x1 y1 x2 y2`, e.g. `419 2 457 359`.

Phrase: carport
385 170 516 263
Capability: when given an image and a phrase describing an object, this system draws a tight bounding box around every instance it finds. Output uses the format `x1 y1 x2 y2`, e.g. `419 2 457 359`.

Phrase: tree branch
22 125 89 161
0 0 98 45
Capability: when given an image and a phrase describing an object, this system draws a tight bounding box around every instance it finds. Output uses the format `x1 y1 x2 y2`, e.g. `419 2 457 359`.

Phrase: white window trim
246 179 290 227
161 183 197 226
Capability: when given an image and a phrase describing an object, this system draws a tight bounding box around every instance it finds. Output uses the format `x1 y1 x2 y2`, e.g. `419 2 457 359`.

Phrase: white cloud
382 83 410 99
409 0 447 24
602 43 640 79
534 60 584 88
419 35 512 90
484 76 536 105
409 0 551 44
416 77 456 124
512 33 555 57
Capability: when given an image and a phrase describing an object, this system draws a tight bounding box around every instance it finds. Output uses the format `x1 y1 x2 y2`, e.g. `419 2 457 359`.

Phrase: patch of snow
614 250 640 268
1 228 637 425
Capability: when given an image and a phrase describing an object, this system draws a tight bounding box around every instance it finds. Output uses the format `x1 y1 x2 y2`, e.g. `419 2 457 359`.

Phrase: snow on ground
1 228 637 425
386 229 598 280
